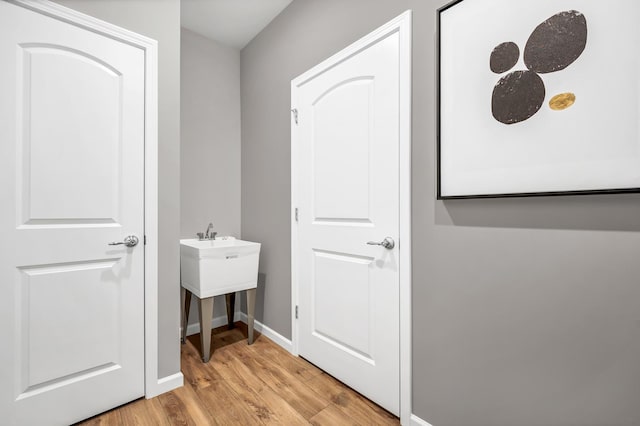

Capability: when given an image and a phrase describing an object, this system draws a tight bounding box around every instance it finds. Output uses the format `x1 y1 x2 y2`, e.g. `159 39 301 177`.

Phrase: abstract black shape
492 70 545 124
490 42 520 74
524 10 587 74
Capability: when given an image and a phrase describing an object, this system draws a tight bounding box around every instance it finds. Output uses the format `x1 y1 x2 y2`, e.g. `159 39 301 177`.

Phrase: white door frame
291 10 412 424
8 0 175 399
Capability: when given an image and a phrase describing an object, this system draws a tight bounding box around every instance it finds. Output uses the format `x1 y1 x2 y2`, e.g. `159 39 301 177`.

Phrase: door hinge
295 207 299 222
144 235 147 245
291 108 298 125
295 305 299 319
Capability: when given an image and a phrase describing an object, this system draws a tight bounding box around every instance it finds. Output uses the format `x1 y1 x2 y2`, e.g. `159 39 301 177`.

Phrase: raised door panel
18 45 123 225
312 250 375 363
17 260 121 396
312 78 373 224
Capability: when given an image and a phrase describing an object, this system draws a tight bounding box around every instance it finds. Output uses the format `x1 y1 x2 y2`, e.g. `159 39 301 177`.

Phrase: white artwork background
439 0 640 197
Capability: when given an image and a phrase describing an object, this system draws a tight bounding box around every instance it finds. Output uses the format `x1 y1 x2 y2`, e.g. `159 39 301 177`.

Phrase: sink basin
180 238 261 298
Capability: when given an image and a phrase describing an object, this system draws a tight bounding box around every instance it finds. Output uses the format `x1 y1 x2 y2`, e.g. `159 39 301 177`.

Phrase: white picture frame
437 0 640 199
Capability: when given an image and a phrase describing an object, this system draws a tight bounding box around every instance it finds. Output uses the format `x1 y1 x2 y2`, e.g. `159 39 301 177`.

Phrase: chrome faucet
200 222 216 240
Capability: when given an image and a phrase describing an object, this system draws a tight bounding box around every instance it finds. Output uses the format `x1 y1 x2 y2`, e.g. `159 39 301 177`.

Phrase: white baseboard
410 414 433 426
180 312 293 354
145 372 183 399
238 312 293 354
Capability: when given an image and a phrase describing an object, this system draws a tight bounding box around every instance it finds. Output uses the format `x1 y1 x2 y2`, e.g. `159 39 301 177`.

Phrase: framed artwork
437 0 640 199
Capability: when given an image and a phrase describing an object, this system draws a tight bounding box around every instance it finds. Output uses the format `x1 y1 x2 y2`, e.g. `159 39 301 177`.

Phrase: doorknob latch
367 237 395 250
108 235 139 247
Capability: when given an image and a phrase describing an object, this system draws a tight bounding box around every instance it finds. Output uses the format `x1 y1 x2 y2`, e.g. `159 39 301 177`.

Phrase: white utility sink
180 237 261 362
180 238 261 298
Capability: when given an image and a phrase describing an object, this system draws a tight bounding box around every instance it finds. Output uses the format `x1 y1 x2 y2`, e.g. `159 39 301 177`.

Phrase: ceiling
181 0 293 49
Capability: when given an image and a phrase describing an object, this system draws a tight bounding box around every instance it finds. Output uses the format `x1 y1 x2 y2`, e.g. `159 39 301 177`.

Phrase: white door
292 20 406 416
0 2 146 425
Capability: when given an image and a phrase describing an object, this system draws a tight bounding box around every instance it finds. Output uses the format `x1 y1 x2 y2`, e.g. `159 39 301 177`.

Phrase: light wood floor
80 322 399 425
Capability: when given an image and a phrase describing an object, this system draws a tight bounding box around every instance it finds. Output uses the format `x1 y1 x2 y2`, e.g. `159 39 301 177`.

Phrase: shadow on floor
185 321 257 360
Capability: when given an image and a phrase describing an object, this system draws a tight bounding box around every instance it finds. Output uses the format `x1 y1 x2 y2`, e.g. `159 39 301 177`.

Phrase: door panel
312 250 375 361
19 44 122 223
313 78 373 222
19 260 120 389
1 2 145 425
295 31 401 415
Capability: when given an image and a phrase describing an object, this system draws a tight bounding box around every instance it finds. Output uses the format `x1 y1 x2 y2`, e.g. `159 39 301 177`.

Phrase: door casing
290 10 412 424
8 0 178 399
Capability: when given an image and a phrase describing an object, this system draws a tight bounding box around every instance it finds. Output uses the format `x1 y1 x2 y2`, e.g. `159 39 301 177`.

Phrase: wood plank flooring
79 322 399 425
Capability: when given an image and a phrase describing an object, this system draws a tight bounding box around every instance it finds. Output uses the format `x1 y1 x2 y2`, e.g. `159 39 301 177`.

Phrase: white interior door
293 24 403 415
0 2 146 425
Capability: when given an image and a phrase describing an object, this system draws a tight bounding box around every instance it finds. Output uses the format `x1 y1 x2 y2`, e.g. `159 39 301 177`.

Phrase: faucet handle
197 232 204 240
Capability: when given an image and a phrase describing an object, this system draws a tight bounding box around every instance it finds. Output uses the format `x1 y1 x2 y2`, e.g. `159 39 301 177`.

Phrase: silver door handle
108 235 139 247
367 237 395 250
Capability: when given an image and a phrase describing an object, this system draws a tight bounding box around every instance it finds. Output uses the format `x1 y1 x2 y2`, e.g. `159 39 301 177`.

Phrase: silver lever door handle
108 235 139 247
367 237 395 250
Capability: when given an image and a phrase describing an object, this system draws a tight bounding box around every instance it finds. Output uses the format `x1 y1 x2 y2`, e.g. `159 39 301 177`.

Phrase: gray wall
181 28 241 241
53 0 181 379
181 28 242 326
240 1 640 425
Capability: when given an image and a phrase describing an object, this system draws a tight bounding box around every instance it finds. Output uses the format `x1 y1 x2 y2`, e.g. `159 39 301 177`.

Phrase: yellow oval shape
549 92 576 110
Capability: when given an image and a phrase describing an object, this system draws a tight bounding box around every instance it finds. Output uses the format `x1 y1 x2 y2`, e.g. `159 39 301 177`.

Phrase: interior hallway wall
240 1 640 425
181 28 242 327
181 28 241 241
53 0 182 379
